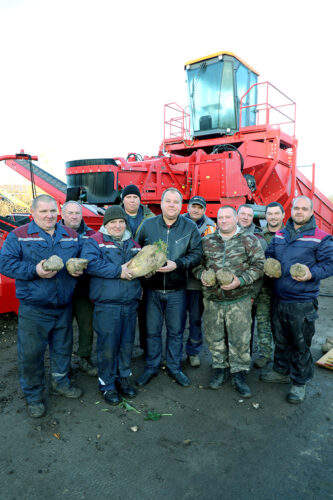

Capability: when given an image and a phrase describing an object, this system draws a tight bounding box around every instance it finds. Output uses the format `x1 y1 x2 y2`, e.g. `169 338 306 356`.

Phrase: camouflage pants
203 296 252 373
255 286 273 359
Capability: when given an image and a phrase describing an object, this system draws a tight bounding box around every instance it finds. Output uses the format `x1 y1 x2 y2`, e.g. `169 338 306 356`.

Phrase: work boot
260 369 290 384
27 402 45 418
115 378 137 399
135 370 158 387
287 384 306 404
231 372 252 398
254 356 270 369
188 355 200 368
79 357 98 377
168 371 191 387
50 380 83 399
104 389 121 406
208 368 229 390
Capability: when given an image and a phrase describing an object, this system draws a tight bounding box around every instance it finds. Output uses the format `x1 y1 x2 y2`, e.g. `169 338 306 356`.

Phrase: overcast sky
1 0 332 197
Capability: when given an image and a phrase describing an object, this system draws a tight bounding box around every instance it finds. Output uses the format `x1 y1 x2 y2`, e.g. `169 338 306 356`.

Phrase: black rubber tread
16 160 67 194
65 158 117 168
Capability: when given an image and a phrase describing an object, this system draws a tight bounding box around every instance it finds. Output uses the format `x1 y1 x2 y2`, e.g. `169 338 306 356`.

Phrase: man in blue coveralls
80 205 142 405
0 195 83 418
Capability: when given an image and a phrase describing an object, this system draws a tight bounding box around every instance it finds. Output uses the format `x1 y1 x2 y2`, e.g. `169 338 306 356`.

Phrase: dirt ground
0 280 333 500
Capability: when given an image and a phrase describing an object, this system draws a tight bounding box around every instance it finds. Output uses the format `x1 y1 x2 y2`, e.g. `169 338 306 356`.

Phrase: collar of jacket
285 215 317 236
217 225 242 240
99 225 132 242
28 219 68 237
60 218 88 235
158 213 182 228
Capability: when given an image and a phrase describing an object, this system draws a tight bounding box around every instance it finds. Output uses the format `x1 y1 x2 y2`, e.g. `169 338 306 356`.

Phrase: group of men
1 186 332 418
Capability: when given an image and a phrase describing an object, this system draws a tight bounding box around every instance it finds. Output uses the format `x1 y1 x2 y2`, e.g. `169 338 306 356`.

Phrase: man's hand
120 263 133 280
157 260 177 273
36 260 57 279
292 268 312 282
221 275 241 290
68 270 84 278
201 276 213 287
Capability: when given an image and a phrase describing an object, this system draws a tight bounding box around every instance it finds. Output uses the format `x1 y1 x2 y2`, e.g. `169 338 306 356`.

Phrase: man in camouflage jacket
194 205 265 397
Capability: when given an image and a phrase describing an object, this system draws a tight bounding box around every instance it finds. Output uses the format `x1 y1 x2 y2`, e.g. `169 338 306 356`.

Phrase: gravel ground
0 279 333 500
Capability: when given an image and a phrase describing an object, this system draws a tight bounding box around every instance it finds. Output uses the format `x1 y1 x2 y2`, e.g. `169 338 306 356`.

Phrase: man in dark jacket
135 188 202 387
121 184 155 238
61 201 97 376
261 196 333 404
0 195 83 418
80 206 142 405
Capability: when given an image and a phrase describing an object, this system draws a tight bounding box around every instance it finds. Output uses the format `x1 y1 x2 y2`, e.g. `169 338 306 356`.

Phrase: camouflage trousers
203 296 252 373
255 286 273 359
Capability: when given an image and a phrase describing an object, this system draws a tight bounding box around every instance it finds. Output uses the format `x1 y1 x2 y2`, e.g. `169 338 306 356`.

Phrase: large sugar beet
127 240 167 277
42 255 64 271
66 258 89 274
290 263 308 278
264 258 281 278
201 269 216 286
216 268 234 285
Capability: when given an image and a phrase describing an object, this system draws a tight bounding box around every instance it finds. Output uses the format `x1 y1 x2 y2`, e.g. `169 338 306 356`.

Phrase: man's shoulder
12 222 32 238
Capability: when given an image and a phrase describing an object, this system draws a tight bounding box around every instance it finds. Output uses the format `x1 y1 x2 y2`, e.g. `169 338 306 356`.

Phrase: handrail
239 81 296 136
163 102 191 143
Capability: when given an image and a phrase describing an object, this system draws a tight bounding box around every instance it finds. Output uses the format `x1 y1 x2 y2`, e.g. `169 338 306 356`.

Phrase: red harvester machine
1 51 333 314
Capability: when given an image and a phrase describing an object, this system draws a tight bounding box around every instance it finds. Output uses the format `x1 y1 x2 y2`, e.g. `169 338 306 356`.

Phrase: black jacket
136 214 202 291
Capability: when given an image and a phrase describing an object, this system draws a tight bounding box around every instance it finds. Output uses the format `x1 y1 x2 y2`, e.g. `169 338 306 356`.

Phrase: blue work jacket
266 216 333 302
0 220 80 307
80 228 142 305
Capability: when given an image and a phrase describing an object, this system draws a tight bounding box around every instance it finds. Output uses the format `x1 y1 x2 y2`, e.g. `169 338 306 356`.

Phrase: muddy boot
253 356 270 369
231 372 252 398
188 355 200 367
50 380 83 399
79 357 98 377
260 369 290 384
208 368 229 390
287 384 306 404
27 402 45 418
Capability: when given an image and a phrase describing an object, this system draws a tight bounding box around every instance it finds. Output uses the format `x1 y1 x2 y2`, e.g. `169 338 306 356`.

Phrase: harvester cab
185 51 259 137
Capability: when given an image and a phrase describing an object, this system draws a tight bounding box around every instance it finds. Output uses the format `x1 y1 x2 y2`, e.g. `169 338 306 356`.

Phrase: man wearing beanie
121 184 155 238
80 205 142 405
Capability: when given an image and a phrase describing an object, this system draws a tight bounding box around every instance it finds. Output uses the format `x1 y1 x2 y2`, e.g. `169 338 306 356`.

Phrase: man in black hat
183 196 216 367
80 205 142 405
121 184 155 238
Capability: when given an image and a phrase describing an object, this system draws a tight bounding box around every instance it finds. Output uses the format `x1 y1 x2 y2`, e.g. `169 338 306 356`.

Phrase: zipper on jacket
163 227 170 292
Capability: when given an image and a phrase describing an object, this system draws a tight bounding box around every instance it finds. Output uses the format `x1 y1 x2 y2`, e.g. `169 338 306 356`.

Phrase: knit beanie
121 184 141 200
103 205 127 225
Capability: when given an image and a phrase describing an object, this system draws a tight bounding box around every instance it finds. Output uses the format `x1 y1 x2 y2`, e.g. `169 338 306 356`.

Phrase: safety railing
239 81 296 137
163 103 191 143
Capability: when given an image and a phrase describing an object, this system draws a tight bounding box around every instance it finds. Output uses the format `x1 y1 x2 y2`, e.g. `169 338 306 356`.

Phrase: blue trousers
145 289 187 374
185 290 204 356
17 303 73 404
93 302 138 392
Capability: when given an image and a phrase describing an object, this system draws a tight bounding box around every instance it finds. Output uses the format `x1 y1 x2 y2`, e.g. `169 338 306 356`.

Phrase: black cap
189 196 206 208
103 205 127 225
121 184 141 200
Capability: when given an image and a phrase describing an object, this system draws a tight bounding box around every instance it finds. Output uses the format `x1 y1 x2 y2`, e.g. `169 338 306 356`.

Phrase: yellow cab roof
184 51 259 76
